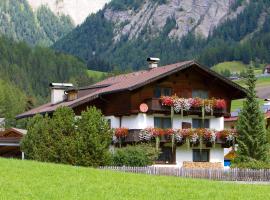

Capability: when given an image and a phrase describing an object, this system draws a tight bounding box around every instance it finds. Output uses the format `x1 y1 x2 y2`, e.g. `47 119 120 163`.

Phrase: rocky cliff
104 0 247 42
27 0 110 25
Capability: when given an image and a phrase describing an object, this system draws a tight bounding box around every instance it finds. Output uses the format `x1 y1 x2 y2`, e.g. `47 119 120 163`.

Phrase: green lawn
0 159 269 200
87 69 107 82
235 76 270 87
231 99 265 112
212 61 247 73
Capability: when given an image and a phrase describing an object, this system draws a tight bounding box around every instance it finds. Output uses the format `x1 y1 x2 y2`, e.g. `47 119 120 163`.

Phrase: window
107 119 111 128
192 119 209 128
193 149 210 162
154 87 172 98
154 117 171 129
192 90 208 99
156 146 174 164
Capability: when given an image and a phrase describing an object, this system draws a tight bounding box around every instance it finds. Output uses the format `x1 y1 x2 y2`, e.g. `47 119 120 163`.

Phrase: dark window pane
163 118 172 129
192 90 208 99
192 119 209 128
157 146 173 164
163 88 172 96
154 87 162 98
154 117 171 128
154 117 162 128
193 149 209 162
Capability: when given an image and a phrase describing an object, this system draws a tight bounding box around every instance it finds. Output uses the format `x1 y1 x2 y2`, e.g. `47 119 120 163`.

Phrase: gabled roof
16 60 247 119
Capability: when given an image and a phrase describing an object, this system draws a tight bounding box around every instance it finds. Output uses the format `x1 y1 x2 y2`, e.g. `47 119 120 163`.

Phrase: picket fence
99 166 270 182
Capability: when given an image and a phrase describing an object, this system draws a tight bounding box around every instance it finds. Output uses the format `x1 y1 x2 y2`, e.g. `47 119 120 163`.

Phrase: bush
21 106 112 167
112 144 159 167
231 160 270 169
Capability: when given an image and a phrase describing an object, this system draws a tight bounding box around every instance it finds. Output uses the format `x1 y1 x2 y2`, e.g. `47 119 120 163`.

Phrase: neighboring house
224 102 270 129
17 60 246 168
264 65 270 74
0 128 27 159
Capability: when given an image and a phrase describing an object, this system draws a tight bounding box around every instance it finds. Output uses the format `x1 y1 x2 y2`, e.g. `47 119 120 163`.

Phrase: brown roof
16 60 247 119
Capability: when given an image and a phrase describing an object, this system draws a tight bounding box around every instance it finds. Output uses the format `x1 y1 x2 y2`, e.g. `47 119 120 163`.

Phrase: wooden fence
99 166 270 182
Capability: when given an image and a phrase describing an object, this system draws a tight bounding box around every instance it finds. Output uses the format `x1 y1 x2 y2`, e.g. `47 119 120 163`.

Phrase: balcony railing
145 98 227 117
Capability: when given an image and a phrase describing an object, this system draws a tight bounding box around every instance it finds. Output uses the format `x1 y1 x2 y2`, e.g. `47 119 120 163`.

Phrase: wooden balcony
145 98 227 117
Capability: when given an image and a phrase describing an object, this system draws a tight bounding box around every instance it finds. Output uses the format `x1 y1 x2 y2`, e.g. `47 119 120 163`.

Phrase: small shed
264 65 270 74
0 128 27 159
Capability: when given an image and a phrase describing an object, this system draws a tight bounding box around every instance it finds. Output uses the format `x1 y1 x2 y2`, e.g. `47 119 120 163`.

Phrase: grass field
0 158 269 200
212 61 247 73
235 76 270 87
231 99 265 111
87 70 107 82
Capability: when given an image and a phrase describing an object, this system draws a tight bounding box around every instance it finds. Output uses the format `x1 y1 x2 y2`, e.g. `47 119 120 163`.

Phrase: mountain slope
27 0 110 25
0 0 74 46
0 36 91 102
53 0 270 71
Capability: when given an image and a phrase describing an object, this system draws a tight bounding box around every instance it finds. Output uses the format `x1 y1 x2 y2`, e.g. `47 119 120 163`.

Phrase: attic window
154 87 172 98
192 90 208 99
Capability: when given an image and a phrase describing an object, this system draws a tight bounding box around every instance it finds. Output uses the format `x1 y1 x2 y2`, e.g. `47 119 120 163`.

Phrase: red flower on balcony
191 98 203 108
164 128 175 136
114 128 129 138
160 96 174 106
214 99 226 109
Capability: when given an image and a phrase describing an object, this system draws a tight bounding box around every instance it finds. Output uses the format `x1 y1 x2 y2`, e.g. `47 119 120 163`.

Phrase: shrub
231 160 270 169
112 144 159 167
21 106 112 167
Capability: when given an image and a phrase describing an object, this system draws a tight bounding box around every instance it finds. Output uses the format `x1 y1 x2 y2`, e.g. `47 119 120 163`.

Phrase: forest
0 36 92 127
0 0 74 46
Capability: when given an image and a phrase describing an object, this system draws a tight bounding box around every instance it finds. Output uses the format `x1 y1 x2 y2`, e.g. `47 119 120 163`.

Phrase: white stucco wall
105 116 120 128
210 117 224 130
175 144 224 167
106 114 224 130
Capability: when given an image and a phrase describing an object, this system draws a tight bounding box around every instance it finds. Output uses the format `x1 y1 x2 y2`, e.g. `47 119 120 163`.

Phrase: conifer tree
236 66 269 162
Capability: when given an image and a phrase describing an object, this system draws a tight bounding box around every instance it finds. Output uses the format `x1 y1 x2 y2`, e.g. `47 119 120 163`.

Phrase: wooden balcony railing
145 98 227 117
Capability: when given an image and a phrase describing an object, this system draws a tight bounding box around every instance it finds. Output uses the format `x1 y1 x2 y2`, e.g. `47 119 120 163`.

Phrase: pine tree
236 66 269 162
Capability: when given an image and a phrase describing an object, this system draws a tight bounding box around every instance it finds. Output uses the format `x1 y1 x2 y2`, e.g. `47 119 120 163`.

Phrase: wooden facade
0 128 26 158
73 65 240 116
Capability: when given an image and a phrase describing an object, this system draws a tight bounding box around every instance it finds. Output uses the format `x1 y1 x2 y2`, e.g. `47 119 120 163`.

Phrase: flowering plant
204 99 214 113
139 129 153 141
217 129 237 142
164 128 175 136
142 127 164 137
173 98 193 113
191 97 203 108
160 96 174 106
114 128 129 138
214 99 226 109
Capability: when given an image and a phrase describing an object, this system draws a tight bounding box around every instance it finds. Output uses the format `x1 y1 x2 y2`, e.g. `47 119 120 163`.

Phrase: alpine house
17 59 246 168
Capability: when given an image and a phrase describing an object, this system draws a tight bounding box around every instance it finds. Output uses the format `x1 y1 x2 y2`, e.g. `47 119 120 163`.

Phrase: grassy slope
0 159 269 200
231 76 270 111
212 61 247 73
87 70 107 82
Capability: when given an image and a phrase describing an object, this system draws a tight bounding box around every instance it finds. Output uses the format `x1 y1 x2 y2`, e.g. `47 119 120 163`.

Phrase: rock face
27 0 110 25
104 0 245 42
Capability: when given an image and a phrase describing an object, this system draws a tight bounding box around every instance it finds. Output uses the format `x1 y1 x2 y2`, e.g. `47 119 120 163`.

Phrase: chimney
49 83 73 105
147 57 160 69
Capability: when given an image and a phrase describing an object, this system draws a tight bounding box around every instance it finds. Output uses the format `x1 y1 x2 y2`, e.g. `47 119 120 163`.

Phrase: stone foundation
183 161 223 169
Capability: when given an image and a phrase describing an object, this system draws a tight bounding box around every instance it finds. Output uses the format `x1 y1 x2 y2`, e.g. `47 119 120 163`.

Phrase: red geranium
114 128 129 138
164 128 175 136
160 96 174 106
214 99 226 109
191 97 203 108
